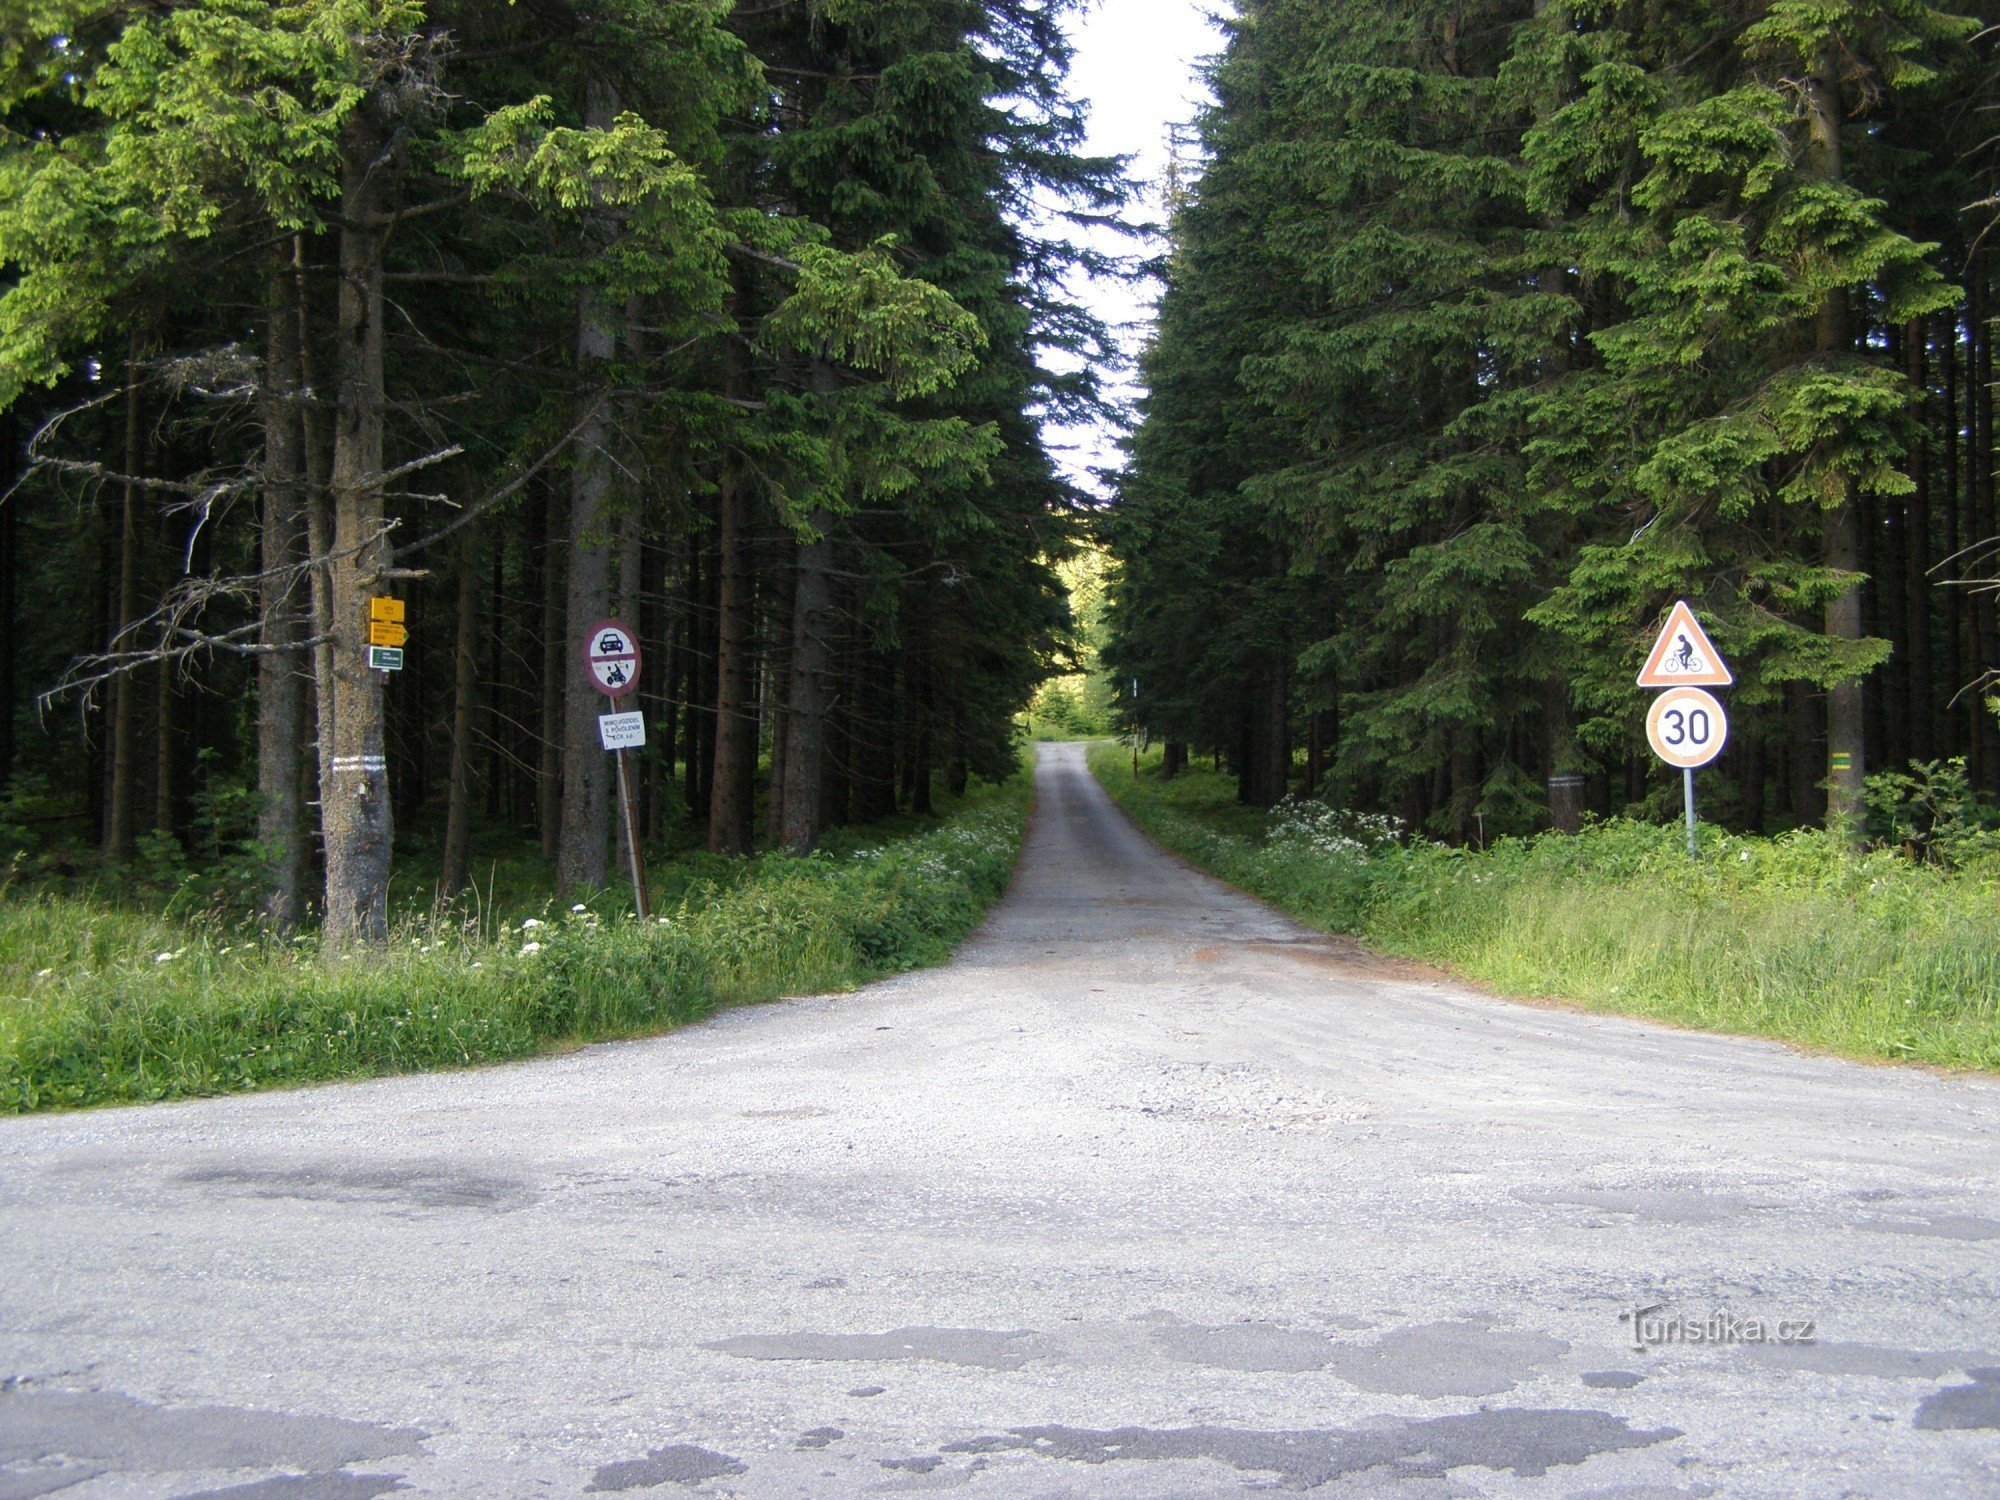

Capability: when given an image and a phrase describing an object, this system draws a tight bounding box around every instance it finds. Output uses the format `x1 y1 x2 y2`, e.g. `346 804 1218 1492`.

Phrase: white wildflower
519 942 543 957
521 917 544 931
571 903 588 914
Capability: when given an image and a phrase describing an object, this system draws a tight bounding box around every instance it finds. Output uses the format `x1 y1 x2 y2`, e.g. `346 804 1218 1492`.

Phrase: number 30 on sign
1647 686 1728 769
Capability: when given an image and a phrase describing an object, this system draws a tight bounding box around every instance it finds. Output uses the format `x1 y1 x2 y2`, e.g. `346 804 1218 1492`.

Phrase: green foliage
0 776 1028 1111
1106 0 1989 836
1093 743 2000 1072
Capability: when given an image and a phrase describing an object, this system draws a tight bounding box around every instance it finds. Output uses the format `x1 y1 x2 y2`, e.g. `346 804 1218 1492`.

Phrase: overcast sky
1044 0 1224 495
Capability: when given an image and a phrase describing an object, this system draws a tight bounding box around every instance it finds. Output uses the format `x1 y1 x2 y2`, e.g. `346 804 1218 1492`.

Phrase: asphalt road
3 741 1998 1499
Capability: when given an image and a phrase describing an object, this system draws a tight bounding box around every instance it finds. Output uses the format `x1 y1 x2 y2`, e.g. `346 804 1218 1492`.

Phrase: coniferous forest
1108 0 2000 843
0 0 1116 950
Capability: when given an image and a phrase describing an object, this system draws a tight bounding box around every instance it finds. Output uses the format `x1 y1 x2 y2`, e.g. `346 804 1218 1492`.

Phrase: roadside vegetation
0 780 1027 1114
1090 745 2000 1073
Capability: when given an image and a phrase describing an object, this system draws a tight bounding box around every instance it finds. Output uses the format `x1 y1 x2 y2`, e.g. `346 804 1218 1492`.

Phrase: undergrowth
0 779 1027 1112
1089 744 2000 1072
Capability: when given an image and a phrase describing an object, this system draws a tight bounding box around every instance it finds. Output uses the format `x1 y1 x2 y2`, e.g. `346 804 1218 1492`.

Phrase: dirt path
2 742 1996 1496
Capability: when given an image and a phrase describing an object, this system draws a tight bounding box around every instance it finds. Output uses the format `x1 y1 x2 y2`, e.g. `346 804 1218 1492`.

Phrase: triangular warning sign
1637 600 1733 688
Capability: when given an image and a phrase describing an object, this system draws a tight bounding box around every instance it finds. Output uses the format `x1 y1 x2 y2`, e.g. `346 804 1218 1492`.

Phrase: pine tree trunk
1907 317 1935 763
538 482 564 861
1807 49 1865 839
153 499 178 841
0 411 15 790
105 338 142 861
257 255 309 929
554 80 622 898
908 600 933 816
1944 301 1965 755
440 530 481 898
319 105 398 951
780 515 834 853
708 465 757 854
1975 257 2000 789
765 549 794 846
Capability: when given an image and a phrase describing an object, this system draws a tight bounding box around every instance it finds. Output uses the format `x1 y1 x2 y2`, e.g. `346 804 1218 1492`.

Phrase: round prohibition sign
1647 686 1728 770
584 618 642 699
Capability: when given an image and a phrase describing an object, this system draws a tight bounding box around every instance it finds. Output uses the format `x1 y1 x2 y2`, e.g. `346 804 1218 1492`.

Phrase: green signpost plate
368 646 405 673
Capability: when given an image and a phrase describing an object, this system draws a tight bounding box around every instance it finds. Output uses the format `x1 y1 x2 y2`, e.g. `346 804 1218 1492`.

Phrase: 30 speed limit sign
1646 686 1728 769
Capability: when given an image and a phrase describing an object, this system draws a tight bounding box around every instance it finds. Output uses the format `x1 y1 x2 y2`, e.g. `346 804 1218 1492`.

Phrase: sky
1043 0 1224 495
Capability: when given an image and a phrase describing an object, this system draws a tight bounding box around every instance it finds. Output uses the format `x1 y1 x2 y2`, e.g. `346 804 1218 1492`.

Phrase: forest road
2 741 1998 1498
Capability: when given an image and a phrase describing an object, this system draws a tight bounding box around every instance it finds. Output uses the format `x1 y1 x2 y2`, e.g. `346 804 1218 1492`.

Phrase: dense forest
0 0 1116 947
1108 0 2000 841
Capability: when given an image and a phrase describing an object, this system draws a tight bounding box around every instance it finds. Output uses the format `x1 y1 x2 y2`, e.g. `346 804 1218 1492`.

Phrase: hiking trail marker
368 597 407 671
1639 602 1732 860
581 618 650 919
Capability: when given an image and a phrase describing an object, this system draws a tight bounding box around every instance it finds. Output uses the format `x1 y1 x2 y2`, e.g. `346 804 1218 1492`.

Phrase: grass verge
0 778 1027 1113
1089 743 2000 1072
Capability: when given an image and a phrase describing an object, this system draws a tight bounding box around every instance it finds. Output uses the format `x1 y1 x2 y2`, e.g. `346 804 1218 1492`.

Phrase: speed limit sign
1647 686 1728 769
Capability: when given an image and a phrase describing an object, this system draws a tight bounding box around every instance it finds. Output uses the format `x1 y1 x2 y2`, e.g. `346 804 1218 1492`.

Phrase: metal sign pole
1684 767 1698 862
613 718 650 920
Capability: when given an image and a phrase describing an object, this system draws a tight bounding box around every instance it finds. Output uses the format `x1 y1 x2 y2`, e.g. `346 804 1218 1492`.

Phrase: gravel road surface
3 741 1997 1498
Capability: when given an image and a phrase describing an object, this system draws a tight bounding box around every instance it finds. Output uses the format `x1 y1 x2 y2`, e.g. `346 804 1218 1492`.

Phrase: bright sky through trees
1050 0 1221 492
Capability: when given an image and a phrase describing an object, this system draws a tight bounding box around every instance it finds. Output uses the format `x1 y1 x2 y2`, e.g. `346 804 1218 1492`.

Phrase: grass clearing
1089 743 2000 1072
0 778 1028 1113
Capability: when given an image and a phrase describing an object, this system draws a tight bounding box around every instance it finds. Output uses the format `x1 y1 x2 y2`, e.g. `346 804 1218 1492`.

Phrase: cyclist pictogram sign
1636 601 1733 689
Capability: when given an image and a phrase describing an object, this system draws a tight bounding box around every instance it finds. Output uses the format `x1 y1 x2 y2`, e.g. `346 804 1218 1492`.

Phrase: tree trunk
153 499 178 841
257 256 309 929
105 336 143 861
319 104 398 950
765 548 794 846
708 464 757 855
1943 301 1964 758
780 514 835 853
908 599 933 817
0 411 15 789
554 80 623 898
1907 317 1935 764
538 480 565 861
440 530 482 898
1975 258 2000 789
1806 49 1865 839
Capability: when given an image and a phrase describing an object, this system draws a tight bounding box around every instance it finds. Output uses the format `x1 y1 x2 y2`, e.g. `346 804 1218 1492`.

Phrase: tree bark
780 513 835 853
153 500 178 841
319 103 398 950
104 338 143 861
554 79 622 898
764 546 794 847
257 255 309 929
440 530 482 898
538 480 564 861
0 410 15 790
1907 317 1934 764
1806 48 1865 839
1975 258 2000 789
708 462 757 854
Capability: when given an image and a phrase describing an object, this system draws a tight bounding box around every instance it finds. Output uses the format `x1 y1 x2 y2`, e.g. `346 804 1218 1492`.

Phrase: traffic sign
369 621 408 648
368 645 405 673
1647 686 1728 769
1637 601 1733 688
584 618 641 698
598 712 647 751
369 596 406 624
